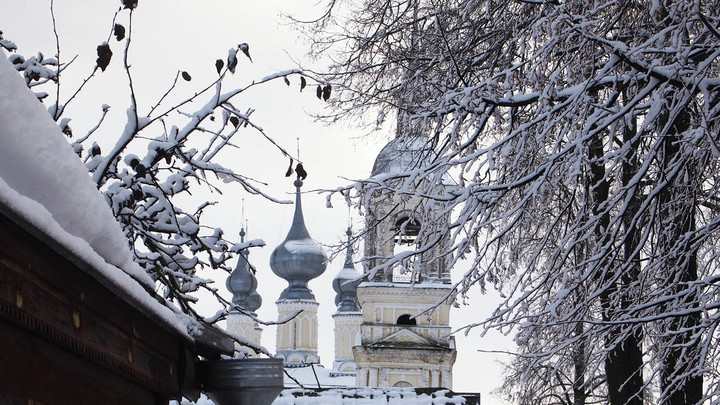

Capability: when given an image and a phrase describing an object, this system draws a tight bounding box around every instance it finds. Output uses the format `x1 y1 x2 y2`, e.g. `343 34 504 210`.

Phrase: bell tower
331 227 363 373
354 135 456 389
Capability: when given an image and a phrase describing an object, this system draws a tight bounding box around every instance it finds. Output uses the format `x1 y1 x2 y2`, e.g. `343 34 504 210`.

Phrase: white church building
224 136 475 403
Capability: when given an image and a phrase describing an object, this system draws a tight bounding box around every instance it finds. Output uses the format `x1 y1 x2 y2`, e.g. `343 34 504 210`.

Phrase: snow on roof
336 266 362 280
275 387 471 405
359 281 454 289
371 136 432 177
284 238 327 256
0 51 140 277
0 50 191 338
178 387 474 405
283 364 356 389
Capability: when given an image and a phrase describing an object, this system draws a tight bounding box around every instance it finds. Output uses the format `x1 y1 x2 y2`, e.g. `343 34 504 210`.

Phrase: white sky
0 2 513 403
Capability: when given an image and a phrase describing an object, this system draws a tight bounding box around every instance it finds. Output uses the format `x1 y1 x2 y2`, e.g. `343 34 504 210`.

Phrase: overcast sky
1 1 513 402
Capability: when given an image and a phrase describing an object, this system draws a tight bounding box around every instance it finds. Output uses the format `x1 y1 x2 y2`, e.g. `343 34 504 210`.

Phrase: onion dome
371 136 433 177
332 227 362 312
246 290 262 313
270 178 327 301
226 228 261 314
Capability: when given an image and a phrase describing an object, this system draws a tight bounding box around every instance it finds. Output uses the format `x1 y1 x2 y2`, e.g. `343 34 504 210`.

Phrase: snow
283 364 356 388
273 388 469 404
359 281 454 290
177 387 471 405
0 50 190 338
172 365 471 404
335 266 362 282
0 51 134 273
260 69 302 82
371 136 432 177
284 238 327 256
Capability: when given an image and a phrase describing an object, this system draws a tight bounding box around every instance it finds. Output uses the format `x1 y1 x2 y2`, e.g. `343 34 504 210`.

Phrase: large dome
269 179 327 301
371 136 433 177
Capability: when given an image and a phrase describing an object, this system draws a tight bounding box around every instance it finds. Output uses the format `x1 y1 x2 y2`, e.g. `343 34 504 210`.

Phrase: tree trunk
659 107 702 405
605 108 644 405
588 98 645 404
572 321 587 405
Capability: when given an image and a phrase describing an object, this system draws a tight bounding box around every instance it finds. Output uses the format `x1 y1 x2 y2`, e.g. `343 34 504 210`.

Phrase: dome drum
278 279 317 301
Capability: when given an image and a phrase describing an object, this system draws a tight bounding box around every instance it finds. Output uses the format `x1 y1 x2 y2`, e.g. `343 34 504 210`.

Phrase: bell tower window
391 216 421 283
393 217 421 244
397 314 417 326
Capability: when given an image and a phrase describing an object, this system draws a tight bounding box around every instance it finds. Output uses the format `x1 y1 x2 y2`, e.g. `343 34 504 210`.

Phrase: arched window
393 381 413 388
393 216 421 244
397 314 417 326
391 215 422 283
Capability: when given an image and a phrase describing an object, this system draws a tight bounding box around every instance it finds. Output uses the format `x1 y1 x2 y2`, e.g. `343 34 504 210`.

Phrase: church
225 135 478 403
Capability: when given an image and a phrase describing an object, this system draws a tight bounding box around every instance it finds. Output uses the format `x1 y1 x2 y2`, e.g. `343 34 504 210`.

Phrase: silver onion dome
332 227 362 312
226 228 261 314
269 178 327 301
246 290 262 313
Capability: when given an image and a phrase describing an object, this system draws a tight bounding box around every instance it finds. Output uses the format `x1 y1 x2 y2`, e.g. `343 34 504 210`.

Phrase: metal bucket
196 358 284 405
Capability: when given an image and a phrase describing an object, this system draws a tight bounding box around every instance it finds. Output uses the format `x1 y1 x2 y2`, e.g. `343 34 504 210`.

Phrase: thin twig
50 0 61 120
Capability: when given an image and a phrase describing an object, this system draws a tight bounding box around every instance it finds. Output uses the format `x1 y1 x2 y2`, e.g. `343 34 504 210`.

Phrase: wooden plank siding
0 210 194 404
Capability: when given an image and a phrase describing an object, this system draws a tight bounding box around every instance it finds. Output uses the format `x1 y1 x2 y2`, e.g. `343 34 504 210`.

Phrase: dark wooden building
0 205 233 404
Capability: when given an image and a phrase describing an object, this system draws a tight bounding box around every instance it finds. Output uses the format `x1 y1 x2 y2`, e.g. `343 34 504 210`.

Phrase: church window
301 317 310 347
292 320 297 349
393 381 413 388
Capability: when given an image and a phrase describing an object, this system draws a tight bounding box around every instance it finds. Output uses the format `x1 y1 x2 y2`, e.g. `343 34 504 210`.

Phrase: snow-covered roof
283 364 356 389
0 50 192 339
178 387 478 405
284 238 327 256
371 136 432 177
359 281 454 289
275 387 476 405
